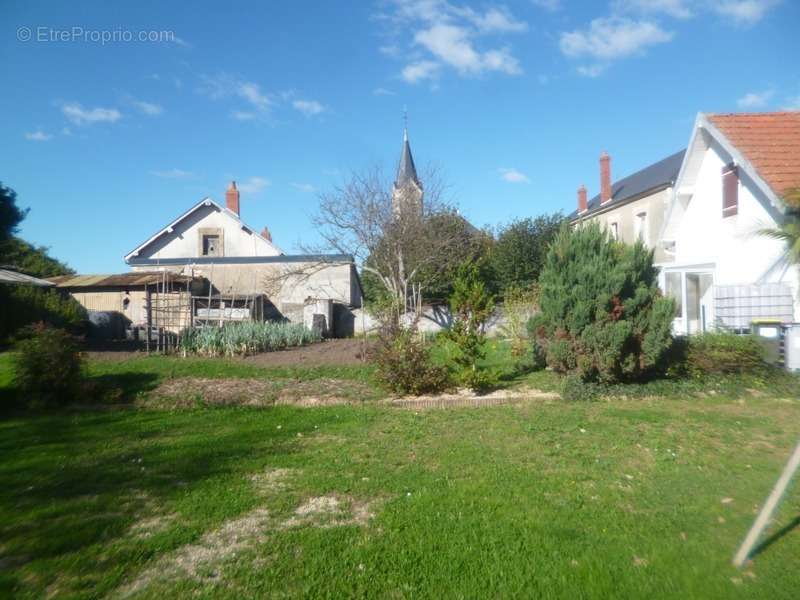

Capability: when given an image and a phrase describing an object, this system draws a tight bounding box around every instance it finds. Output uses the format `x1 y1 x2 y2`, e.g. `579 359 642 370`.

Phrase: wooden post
145 285 152 354
734 439 800 567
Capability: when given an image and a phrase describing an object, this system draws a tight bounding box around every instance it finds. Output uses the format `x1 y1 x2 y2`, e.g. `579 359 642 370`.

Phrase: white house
570 149 684 264
123 182 362 335
658 111 800 334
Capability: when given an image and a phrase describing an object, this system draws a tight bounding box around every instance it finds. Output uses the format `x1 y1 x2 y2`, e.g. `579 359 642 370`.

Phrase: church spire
395 123 420 190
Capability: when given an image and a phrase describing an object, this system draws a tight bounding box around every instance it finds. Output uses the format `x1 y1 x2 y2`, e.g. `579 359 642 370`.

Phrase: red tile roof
708 112 800 204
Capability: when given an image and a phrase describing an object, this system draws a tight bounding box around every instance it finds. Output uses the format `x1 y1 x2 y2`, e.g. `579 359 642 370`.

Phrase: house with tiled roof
570 149 685 263
659 111 800 334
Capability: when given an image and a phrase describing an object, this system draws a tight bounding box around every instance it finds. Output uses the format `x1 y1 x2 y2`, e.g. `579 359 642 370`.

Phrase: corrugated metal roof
47 271 196 288
0 268 55 286
570 149 685 220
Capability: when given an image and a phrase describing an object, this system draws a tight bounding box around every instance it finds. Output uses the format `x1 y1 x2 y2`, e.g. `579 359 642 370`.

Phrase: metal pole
733 439 800 567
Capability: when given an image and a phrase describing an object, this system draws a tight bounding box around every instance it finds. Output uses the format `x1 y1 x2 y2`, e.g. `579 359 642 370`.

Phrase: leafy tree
530 222 675 384
757 188 800 267
308 165 486 323
489 213 563 295
0 237 73 277
446 260 496 390
0 183 28 243
0 183 84 342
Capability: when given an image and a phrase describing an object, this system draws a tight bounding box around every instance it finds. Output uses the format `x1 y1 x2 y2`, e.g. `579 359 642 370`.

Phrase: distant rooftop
571 150 685 220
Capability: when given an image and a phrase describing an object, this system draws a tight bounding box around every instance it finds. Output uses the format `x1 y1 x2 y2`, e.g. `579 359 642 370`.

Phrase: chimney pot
260 226 272 242
600 151 612 204
578 184 587 213
225 181 240 216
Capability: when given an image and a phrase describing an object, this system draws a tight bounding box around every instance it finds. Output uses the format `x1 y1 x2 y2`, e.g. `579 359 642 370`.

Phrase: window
202 234 220 256
635 212 648 245
609 221 619 241
722 163 738 218
665 272 682 317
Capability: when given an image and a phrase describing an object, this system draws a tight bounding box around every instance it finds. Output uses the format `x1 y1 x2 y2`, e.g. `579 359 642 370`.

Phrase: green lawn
2 347 800 598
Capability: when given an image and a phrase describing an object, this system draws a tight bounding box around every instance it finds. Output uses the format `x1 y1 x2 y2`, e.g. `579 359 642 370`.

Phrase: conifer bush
14 324 85 407
531 222 675 383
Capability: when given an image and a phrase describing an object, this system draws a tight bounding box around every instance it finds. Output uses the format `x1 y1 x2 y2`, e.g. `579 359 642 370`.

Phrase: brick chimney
226 181 240 216
260 226 272 242
600 151 612 204
577 184 587 213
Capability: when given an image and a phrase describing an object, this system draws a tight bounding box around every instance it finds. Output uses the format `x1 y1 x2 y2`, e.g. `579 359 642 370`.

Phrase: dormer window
202 234 220 256
722 163 738 218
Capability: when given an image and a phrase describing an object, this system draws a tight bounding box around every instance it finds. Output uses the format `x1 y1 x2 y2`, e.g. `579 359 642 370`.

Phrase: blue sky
2 0 798 272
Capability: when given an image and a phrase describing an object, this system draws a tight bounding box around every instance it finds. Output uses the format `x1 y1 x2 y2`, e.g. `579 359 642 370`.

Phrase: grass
2 345 800 598
2 395 800 598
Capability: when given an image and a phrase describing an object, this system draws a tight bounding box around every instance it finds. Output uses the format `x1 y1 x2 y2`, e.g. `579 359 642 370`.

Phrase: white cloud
464 7 528 33
200 74 273 114
402 60 441 83
61 127 72 136
385 1 526 83
237 177 271 195
291 182 316 193
577 64 607 77
498 168 530 183
292 99 325 116
373 87 396 96
61 103 122 125
414 23 521 76
737 89 775 108
172 36 192 48
531 0 561 11
231 110 256 121
710 0 781 25
150 168 196 179
131 99 163 116
560 17 673 62
25 130 52 142
781 95 800 111
613 0 693 18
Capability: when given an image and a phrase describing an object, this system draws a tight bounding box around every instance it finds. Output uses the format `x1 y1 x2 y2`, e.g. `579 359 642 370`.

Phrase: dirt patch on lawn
114 507 273 598
239 338 373 367
388 386 560 409
281 495 377 529
113 468 378 598
145 377 375 408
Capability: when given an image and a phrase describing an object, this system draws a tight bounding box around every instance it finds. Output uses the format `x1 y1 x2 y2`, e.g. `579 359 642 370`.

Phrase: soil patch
281 495 376 529
146 377 375 408
114 507 272 598
388 386 560 409
239 338 373 367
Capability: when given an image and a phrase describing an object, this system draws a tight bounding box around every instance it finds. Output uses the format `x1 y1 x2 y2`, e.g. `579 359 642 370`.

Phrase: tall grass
180 321 321 357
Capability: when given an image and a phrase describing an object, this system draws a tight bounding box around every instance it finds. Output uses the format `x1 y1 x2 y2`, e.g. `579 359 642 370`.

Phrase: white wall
577 188 672 262
670 141 799 319
135 203 280 260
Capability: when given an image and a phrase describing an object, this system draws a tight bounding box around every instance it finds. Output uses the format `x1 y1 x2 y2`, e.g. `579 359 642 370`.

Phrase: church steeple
395 127 421 189
392 122 423 216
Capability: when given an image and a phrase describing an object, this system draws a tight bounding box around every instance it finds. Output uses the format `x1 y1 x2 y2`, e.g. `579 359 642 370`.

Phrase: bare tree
304 165 481 324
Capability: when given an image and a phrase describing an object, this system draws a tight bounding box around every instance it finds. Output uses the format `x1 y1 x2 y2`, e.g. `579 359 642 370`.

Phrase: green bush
560 374 605 402
179 321 321 357
13 325 85 407
373 327 452 395
446 261 497 391
0 285 86 342
532 222 675 384
677 333 768 377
